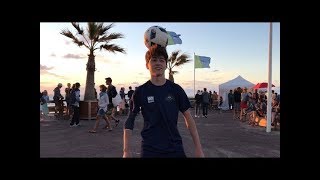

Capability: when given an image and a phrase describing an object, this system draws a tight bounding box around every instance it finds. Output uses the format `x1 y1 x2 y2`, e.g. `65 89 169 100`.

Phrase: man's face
105 80 111 85
146 55 167 77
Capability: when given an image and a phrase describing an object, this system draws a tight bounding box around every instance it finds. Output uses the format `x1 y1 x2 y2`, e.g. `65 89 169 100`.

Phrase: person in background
53 83 64 118
41 90 50 119
233 87 242 120
127 86 135 112
89 85 112 133
228 89 234 110
194 90 202 118
240 87 249 122
70 82 81 127
65 83 72 117
202 88 209 118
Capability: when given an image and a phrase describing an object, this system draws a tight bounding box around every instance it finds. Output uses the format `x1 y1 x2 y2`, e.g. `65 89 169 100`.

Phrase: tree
61 22 126 101
167 50 191 82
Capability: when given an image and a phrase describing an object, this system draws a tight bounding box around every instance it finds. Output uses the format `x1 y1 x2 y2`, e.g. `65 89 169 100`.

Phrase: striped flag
194 54 211 68
167 31 182 45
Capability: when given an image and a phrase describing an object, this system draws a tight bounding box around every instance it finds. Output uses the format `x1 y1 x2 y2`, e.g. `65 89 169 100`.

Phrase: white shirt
98 92 109 112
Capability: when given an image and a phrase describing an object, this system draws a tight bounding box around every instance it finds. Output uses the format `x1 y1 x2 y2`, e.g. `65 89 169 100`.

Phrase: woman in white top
89 85 112 133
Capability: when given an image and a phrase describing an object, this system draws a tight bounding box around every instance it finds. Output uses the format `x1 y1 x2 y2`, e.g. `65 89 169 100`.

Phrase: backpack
110 86 118 98
70 89 78 104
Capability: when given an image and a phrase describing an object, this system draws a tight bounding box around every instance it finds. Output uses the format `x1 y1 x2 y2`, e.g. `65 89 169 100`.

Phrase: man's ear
146 63 149 70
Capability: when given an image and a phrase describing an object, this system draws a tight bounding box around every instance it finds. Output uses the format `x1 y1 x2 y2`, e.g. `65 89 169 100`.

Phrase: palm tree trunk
169 70 174 83
84 51 96 101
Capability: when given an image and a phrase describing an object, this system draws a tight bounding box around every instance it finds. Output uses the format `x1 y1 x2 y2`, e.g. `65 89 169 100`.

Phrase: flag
167 31 182 45
194 54 211 68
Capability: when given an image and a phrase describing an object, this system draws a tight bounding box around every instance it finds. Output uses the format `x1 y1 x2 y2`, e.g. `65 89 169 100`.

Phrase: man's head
67 83 71 88
204 88 207 92
230 89 233 93
105 77 112 85
255 89 258 93
145 45 168 77
129 86 132 90
75 82 80 89
243 87 247 92
57 83 62 88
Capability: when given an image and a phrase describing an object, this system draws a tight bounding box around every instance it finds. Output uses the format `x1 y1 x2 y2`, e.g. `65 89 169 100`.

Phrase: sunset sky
40 22 280 98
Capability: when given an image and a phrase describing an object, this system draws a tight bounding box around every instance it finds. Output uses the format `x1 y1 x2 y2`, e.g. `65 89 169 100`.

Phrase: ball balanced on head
144 26 168 49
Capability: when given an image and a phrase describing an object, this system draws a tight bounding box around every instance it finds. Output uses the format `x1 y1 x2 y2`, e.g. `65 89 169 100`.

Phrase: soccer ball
144 26 168 49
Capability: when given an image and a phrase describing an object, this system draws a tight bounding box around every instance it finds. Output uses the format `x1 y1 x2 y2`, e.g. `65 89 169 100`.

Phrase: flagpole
194 53 195 96
266 22 273 133
194 53 196 117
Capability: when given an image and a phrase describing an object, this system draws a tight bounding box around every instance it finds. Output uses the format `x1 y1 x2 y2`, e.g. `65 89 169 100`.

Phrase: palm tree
167 50 191 82
61 22 126 101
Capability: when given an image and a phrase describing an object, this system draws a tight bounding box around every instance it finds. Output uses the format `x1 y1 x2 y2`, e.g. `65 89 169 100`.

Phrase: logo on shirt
165 94 175 102
147 96 154 103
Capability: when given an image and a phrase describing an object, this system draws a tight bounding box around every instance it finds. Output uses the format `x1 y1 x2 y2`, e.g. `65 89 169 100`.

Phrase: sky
40 22 280 98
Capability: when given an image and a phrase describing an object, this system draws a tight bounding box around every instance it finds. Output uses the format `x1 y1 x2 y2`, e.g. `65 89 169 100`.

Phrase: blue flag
194 55 211 68
167 31 182 45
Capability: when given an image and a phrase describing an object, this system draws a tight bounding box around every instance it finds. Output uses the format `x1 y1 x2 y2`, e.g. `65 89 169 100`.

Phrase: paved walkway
40 110 280 158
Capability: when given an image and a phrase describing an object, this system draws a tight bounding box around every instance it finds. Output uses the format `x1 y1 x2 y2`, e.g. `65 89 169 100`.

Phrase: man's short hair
105 77 112 83
75 82 80 88
145 45 168 64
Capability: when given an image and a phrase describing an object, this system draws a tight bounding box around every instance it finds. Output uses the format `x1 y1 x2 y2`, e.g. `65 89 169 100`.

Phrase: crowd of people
194 89 224 118
40 78 137 130
227 87 280 130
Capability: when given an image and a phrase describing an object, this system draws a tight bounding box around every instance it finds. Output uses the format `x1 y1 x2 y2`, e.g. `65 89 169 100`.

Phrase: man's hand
195 148 204 157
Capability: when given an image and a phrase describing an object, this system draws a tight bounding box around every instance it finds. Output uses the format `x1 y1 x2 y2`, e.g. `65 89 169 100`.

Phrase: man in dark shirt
127 86 135 112
123 45 204 158
233 87 242 120
194 90 202 118
53 83 64 117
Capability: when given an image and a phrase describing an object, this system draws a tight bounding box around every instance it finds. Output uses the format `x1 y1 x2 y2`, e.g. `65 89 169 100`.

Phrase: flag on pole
194 54 211 68
167 31 182 45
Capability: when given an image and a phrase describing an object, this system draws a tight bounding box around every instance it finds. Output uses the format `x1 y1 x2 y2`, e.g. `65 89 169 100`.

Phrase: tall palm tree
61 22 126 101
167 50 191 82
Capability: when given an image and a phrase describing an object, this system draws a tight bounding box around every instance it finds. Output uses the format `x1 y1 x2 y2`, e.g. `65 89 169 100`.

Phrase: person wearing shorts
89 85 112 133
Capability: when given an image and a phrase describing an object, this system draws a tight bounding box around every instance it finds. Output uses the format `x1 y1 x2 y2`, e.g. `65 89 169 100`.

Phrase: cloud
40 64 53 71
50 53 56 57
213 70 219 72
63 53 86 59
40 64 64 78
116 83 126 87
131 82 140 85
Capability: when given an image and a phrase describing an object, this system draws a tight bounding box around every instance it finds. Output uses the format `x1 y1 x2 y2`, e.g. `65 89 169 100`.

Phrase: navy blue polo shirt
125 80 191 155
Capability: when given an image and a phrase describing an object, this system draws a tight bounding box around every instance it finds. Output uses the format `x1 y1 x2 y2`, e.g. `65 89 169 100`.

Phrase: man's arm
182 109 204 157
123 90 140 158
123 129 132 157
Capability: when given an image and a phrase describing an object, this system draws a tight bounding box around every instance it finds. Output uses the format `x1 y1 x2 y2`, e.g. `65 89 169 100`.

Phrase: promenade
40 110 280 158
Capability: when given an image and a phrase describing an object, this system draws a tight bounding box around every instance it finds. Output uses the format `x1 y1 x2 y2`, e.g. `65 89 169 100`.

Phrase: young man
70 82 81 127
127 86 135 112
123 45 204 158
105 77 120 126
53 83 64 118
